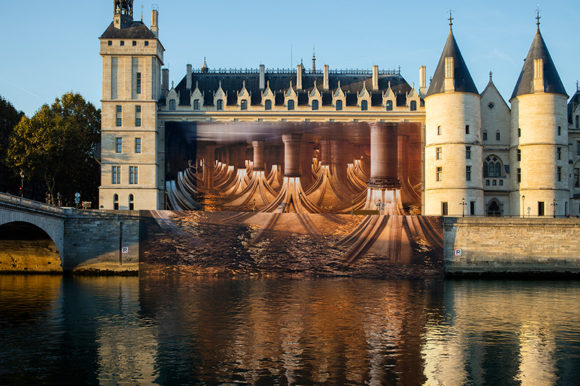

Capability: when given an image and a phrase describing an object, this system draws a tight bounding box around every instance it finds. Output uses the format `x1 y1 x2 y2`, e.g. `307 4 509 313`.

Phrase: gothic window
241 100 247 110
216 99 223 111
336 100 343 111
265 99 272 110
312 100 319 110
386 100 393 111
288 100 295 110
484 155 504 178
193 99 200 110
361 100 368 111
169 99 176 111
483 162 488 178
410 101 417 111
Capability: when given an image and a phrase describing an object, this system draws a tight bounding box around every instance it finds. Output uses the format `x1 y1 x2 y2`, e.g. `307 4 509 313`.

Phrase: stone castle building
99 0 580 216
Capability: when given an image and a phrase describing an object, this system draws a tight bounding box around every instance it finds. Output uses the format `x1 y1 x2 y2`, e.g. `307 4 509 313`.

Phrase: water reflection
0 275 579 384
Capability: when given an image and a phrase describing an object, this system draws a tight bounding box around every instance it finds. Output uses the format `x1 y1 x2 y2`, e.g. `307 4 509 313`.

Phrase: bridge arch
0 221 63 272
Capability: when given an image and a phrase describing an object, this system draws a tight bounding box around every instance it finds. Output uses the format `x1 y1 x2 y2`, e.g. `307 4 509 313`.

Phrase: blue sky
0 0 578 116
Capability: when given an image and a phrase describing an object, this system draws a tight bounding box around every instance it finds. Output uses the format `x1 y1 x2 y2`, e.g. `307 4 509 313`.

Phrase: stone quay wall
444 217 580 275
62 211 140 274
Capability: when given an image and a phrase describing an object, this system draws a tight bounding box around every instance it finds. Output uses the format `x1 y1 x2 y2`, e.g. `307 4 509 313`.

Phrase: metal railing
193 68 402 76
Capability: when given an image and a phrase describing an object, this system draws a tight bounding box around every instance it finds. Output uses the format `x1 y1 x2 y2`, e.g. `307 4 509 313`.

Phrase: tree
5 93 100 206
0 96 24 192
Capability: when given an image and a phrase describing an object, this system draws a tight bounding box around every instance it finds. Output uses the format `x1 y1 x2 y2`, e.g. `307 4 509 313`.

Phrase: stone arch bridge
0 193 139 273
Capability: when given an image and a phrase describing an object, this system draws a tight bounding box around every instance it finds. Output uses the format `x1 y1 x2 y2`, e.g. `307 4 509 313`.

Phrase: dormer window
241 100 247 110
193 99 200 110
336 100 342 111
386 100 393 111
410 101 417 111
288 100 295 111
217 99 223 111
312 100 319 111
169 100 176 111
265 100 272 110
361 100 368 111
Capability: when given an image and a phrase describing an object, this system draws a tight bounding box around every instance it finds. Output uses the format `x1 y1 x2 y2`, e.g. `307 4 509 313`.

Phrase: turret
509 15 569 217
424 17 483 216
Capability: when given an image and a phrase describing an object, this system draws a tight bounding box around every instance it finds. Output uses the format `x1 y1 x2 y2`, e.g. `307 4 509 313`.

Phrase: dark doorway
487 200 501 217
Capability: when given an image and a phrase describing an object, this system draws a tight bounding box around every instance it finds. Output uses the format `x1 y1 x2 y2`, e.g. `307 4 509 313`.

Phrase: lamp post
552 199 557 218
521 195 525 218
460 198 467 217
19 169 24 197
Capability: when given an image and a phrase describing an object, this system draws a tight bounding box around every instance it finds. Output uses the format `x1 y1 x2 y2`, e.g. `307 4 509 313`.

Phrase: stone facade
98 2 580 218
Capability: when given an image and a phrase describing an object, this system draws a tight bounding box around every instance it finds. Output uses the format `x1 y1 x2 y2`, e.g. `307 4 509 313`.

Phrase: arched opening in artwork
0 222 62 272
487 199 502 217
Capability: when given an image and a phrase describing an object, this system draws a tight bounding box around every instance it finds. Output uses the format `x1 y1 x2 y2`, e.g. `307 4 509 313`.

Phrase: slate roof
568 90 580 124
170 70 413 107
511 29 568 100
100 21 157 39
427 30 478 97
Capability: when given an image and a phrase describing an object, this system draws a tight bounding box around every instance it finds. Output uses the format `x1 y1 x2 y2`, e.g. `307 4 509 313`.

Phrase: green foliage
5 93 100 206
0 96 24 191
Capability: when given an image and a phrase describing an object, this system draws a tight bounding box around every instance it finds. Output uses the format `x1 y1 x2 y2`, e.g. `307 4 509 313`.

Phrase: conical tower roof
426 29 478 97
510 28 567 99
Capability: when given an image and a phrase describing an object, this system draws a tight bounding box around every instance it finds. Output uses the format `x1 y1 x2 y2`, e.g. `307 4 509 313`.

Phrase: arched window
241 100 247 110
265 99 272 110
484 155 504 178
361 100 368 111
410 101 417 111
169 99 176 111
312 100 319 110
193 99 200 110
336 100 342 111
113 194 119 210
288 100 295 110
129 194 134 211
216 99 223 111
386 100 393 111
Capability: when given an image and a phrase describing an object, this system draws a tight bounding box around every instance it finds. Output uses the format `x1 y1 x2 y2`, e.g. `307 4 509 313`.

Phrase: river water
0 275 579 385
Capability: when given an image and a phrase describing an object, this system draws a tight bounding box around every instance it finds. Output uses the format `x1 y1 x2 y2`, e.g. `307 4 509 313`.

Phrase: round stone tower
509 20 569 217
424 22 483 216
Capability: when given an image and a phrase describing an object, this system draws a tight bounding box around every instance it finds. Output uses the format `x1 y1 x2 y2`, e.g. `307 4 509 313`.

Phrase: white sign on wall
454 248 463 257
122 247 129 254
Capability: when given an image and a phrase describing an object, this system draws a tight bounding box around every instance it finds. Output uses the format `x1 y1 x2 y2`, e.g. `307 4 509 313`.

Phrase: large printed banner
140 211 444 278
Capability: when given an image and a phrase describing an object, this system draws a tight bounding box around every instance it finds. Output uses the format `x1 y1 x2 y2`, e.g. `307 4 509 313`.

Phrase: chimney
419 65 427 94
533 58 544 93
151 10 159 37
162 68 169 94
186 64 192 89
296 64 303 90
259 64 266 90
323 65 329 90
372 65 379 91
444 57 455 92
